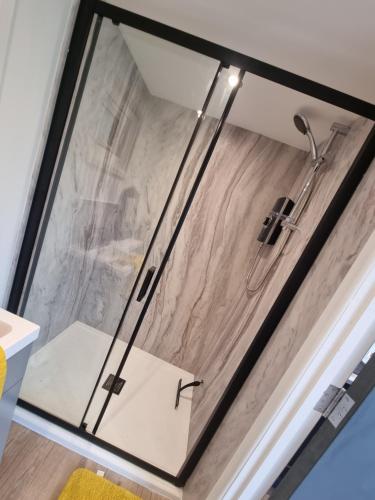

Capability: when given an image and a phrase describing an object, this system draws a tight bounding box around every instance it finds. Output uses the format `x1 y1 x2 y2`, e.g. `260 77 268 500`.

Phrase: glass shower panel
84 65 243 475
95 64 242 351
19 16 222 428
89 70 371 477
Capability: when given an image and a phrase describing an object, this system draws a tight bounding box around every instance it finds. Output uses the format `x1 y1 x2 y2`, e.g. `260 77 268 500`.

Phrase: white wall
0 0 77 307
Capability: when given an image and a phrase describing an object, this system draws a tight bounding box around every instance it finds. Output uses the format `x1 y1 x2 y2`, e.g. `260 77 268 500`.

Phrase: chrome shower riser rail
246 120 350 295
284 121 351 229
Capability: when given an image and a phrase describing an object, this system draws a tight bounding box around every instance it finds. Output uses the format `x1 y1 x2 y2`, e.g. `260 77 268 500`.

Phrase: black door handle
136 266 156 302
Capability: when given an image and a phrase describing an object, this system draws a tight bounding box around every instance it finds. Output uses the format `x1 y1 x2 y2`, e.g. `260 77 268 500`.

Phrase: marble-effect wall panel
183 119 374 499
24 19 202 350
187 118 372 447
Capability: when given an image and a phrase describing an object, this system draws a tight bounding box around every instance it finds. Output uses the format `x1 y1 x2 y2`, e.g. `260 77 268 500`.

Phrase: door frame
7 0 375 486
208 230 375 499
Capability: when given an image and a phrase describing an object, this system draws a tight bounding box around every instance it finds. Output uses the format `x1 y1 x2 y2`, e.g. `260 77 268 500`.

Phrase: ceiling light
228 74 239 87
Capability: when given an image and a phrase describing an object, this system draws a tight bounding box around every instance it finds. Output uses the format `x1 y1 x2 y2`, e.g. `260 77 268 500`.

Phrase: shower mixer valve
246 114 350 296
257 197 295 245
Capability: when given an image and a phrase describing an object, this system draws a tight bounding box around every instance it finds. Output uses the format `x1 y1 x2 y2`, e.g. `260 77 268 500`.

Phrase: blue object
292 388 375 500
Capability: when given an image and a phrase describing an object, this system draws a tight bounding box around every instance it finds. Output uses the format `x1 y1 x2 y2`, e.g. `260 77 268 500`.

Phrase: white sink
0 308 39 359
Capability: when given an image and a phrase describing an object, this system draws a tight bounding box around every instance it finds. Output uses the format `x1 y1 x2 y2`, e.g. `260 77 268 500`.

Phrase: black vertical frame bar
91 69 246 436
7 0 375 488
7 0 96 313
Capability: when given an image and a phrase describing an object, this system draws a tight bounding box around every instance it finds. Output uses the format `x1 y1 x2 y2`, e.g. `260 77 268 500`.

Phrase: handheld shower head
294 113 318 161
294 114 310 134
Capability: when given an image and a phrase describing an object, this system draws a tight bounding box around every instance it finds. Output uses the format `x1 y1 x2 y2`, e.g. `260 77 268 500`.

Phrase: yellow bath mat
0 347 7 399
59 468 141 500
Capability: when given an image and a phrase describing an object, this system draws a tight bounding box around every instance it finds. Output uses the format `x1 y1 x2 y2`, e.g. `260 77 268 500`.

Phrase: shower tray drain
102 374 126 395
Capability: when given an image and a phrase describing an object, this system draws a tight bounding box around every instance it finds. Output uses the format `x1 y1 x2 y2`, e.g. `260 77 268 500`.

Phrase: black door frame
8 0 375 487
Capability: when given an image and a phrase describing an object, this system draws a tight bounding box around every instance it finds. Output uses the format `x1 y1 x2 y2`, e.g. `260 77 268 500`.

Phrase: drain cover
102 374 126 395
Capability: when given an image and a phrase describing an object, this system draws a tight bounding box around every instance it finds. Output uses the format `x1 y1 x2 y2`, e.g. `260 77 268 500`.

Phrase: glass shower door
82 60 243 475
19 15 226 430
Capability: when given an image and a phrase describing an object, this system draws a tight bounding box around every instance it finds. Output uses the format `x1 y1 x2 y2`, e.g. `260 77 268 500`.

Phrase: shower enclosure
8 0 375 486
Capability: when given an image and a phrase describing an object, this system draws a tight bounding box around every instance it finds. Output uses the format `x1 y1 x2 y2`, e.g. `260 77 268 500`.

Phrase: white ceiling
115 0 375 150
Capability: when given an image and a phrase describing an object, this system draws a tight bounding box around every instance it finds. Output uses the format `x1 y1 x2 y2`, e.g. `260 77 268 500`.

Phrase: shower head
293 113 318 161
294 113 310 134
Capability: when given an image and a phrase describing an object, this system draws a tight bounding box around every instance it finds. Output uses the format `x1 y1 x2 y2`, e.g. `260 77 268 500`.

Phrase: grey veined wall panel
183 120 374 500
122 114 371 456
